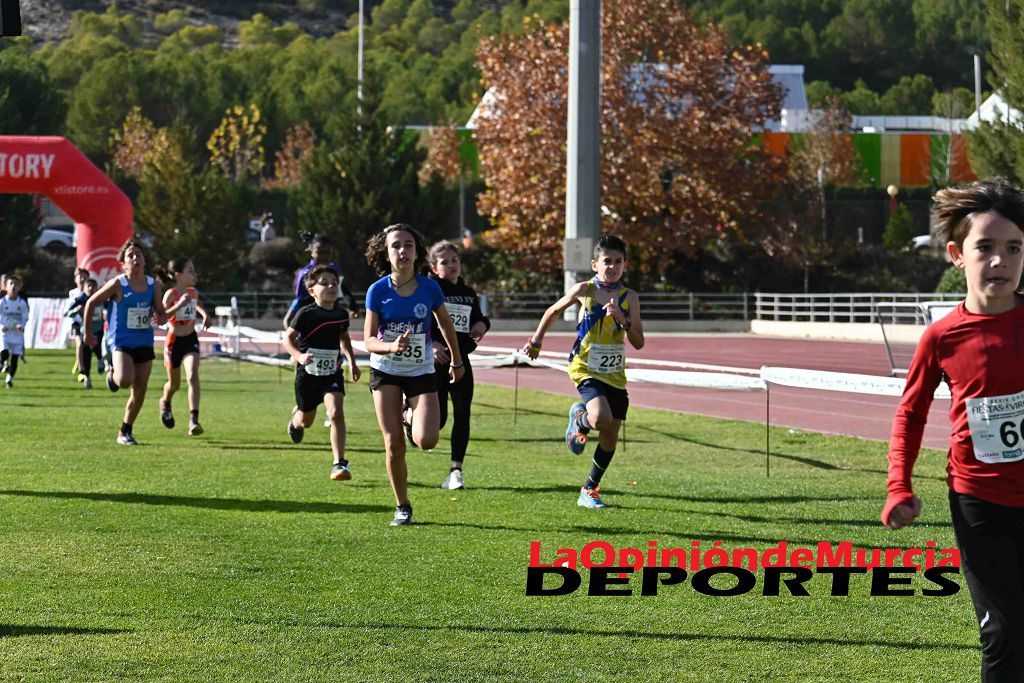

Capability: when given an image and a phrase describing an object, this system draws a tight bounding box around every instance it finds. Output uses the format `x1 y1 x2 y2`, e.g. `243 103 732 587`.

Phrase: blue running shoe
565 402 588 455
577 486 606 509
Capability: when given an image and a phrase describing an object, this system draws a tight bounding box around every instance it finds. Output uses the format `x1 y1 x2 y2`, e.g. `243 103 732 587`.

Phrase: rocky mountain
19 0 513 44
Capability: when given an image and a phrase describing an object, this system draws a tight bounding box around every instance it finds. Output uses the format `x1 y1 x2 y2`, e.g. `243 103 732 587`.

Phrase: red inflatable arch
0 135 133 282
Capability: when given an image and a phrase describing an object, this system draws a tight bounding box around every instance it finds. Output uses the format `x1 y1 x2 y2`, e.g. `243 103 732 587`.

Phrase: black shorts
295 368 346 412
114 346 156 364
70 321 82 338
577 378 629 421
368 368 436 399
164 331 201 369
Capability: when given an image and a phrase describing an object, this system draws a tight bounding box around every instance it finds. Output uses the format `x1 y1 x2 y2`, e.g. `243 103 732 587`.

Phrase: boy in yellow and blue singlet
522 235 645 509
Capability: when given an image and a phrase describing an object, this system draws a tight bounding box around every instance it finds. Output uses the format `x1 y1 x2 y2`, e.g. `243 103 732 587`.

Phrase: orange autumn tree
474 0 785 277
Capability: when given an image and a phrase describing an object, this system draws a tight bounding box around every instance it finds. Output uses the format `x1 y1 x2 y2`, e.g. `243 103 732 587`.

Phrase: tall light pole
357 0 364 104
564 0 601 315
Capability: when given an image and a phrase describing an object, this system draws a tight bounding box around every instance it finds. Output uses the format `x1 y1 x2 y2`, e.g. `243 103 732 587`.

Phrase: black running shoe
402 403 415 447
160 401 175 429
106 369 119 393
288 419 304 444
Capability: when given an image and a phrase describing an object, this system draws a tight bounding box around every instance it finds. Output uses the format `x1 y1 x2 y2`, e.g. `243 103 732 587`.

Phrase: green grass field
0 351 977 682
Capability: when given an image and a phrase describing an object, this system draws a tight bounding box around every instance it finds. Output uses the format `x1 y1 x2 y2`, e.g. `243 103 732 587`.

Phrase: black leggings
435 360 474 463
1 350 18 378
950 491 1024 682
78 335 104 376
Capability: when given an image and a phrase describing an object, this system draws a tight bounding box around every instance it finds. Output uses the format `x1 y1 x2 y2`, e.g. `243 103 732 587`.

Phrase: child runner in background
0 275 30 388
883 178 1024 681
363 224 464 526
83 240 166 446
522 235 645 510
68 267 89 377
426 240 490 490
283 232 360 329
157 258 210 436
284 265 361 480
65 277 104 388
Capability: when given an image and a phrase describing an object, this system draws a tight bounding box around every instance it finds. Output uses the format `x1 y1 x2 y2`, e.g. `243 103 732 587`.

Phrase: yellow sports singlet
567 280 630 390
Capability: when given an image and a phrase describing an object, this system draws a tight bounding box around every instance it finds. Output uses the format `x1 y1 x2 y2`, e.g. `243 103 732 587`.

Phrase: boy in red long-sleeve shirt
884 178 1024 682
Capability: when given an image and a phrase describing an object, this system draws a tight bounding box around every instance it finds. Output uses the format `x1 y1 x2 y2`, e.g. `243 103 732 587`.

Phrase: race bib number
127 306 150 330
587 343 625 373
305 347 339 376
447 303 471 333
966 390 1024 463
384 330 428 367
178 300 197 322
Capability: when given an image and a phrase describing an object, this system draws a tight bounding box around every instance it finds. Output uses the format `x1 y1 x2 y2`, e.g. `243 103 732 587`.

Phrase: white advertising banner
25 297 71 349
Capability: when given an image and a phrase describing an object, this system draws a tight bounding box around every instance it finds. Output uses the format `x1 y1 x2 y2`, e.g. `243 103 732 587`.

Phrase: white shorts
1 333 24 356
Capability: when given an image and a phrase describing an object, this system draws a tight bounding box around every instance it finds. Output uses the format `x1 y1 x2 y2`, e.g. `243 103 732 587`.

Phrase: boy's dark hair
305 264 339 289
365 223 429 276
933 178 1024 248
594 234 627 259
86 278 98 288
298 231 333 254
5 274 20 285
75 267 90 279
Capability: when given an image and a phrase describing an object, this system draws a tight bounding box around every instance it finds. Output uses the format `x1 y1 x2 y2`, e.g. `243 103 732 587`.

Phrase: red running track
462 333 951 451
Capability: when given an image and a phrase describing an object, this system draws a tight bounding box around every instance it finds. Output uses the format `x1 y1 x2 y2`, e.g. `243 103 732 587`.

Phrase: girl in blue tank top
83 240 167 446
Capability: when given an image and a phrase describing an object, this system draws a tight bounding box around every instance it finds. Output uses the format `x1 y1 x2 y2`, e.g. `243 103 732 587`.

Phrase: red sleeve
882 326 942 525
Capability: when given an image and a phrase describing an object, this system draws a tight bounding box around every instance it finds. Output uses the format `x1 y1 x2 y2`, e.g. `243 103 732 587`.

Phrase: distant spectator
260 213 276 242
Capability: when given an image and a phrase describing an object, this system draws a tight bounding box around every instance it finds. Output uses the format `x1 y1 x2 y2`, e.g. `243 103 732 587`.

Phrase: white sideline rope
760 366 951 399
473 343 760 376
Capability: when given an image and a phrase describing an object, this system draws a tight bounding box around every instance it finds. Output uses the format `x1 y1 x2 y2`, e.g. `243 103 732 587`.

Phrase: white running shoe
390 503 413 526
441 469 465 490
577 486 607 509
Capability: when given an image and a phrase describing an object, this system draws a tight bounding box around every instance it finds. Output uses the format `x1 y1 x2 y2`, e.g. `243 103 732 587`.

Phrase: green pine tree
969 0 1024 183
882 204 918 251
291 74 455 287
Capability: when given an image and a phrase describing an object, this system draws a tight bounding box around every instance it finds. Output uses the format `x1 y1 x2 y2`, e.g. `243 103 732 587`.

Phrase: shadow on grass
408 482 580 495
336 622 976 652
0 489 390 515
0 625 128 638
414 520 551 533
613 504 951 530
471 436 586 444
409 482 875 506
198 441 382 456
8 402 111 409
632 426 842 470
474 401 558 420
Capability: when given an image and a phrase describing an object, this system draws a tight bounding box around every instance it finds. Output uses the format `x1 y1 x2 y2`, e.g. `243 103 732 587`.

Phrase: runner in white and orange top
156 257 210 436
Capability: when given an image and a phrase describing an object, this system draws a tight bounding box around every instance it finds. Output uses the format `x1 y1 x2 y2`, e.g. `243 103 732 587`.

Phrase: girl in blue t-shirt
363 224 465 527
83 240 167 446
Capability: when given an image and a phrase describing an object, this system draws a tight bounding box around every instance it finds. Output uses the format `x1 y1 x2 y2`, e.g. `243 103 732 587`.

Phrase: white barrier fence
208 324 951 477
